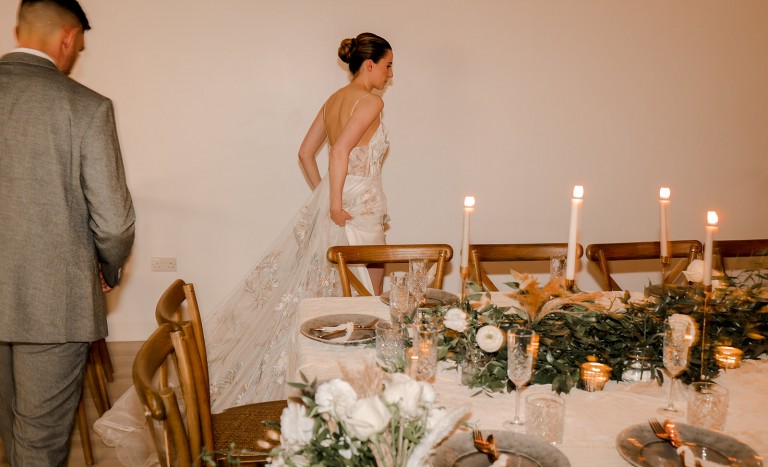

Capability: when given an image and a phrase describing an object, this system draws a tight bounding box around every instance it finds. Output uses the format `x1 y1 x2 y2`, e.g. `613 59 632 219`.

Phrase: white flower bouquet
268 370 467 466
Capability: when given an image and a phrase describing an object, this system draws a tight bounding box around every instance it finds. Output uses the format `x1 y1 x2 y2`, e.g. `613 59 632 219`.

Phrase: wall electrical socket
151 257 177 272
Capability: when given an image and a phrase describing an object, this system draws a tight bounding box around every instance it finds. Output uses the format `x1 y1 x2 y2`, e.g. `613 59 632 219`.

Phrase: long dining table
287 294 768 466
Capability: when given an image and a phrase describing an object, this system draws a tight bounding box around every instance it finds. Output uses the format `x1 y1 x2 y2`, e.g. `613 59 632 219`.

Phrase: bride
94 32 394 465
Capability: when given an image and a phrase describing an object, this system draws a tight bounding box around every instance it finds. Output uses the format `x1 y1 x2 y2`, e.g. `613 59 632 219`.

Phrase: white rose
315 379 358 420
426 406 446 431
344 397 391 440
383 373 423 419
418 381 436 405
444 307 469 332
683 259 723 286
278 403 314 451
476 325 505 353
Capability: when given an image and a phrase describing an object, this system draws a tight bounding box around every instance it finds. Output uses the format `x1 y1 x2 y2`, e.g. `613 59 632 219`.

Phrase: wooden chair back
155 279 209 390
585 240 702 291
469 243 583 291
132 322 214 467
326 244 453 296
712 239 768 271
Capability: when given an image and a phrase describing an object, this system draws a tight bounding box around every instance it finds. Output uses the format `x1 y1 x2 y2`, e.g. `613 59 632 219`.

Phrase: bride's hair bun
337 33 391 75
338 37 357 64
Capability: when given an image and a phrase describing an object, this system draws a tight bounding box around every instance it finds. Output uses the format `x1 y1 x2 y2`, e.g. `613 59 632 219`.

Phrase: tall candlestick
659 188 670 259
703 211 718 286
460 196 475 279
566 186 584 283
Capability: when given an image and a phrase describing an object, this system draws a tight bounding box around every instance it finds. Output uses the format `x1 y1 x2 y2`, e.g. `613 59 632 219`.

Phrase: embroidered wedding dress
94 121 389 466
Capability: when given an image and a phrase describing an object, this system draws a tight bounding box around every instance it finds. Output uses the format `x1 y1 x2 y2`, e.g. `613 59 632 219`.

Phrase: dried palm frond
339 357 385 397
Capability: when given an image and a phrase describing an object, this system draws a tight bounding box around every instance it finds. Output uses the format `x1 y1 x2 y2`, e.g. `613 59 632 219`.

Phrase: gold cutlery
648 418 700 466
472 427 499 463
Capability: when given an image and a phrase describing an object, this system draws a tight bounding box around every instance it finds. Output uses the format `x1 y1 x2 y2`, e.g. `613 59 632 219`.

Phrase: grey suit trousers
0 342 89 467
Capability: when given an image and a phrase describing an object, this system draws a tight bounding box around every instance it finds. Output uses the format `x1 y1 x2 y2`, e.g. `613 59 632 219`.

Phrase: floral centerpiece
427 267 767 394
267 363 467 466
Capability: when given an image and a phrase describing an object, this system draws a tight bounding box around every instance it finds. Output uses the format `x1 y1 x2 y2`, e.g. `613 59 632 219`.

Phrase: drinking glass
549 254 567 281
406 321 439 381
687 382 729 430
503 329 537 428
658 320 694 416
389 272 413 324
407 259 428 307
525 393 565 444
375 321 404 372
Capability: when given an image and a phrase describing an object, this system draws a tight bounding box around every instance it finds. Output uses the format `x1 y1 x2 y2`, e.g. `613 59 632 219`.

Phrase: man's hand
100 271 112 293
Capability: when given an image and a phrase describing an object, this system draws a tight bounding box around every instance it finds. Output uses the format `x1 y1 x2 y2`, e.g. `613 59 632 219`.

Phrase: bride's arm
298 108 326 189
328 95 384 227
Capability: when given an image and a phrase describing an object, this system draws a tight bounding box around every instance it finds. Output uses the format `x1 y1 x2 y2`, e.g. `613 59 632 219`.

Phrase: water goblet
503 329 537 428
389 272 413 324
658 320 694 416
407 259 428 308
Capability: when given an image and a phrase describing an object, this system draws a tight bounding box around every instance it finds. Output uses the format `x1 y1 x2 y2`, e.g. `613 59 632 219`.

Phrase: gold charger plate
299 313 378 345
432 430 570 467
616 422 763 466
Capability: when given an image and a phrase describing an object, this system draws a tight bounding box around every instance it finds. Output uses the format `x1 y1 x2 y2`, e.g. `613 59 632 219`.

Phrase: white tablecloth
288 296 768 466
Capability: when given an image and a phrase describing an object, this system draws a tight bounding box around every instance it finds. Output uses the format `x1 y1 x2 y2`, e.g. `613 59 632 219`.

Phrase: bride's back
324 88 380 148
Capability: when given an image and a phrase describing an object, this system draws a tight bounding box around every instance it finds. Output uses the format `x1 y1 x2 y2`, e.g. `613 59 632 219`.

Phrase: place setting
299 313 380 344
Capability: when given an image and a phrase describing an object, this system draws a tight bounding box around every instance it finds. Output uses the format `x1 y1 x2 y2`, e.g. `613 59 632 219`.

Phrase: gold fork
472 427 498 463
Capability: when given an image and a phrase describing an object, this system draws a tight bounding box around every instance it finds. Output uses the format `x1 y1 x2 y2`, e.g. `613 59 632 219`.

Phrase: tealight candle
659 188 670 259
405 347 419 378
703 211 718 286
715 346 743 369
580 362 611 392
460 196 476 279
566 186 584 283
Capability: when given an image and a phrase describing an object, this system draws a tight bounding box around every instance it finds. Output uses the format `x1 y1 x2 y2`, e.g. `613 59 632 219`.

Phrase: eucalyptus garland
430 271 768 395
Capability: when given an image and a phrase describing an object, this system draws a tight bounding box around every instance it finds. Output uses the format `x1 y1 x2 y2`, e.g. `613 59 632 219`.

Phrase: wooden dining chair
712 239 768 272
133 322 206 467
154 279 287 465
326 244 453 296
585 240 702 291
469 243 583 292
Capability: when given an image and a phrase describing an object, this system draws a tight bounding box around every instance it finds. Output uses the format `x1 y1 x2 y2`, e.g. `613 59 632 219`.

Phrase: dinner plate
299 313 378 345
380 288 460 307
432 430 570 467
616 422 763 466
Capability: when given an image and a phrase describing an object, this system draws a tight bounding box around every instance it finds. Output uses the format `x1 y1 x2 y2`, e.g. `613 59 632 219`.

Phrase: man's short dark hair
21 0 90 30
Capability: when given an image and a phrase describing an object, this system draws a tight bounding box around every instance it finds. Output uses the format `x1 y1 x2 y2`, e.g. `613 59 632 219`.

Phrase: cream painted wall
2 1 766 341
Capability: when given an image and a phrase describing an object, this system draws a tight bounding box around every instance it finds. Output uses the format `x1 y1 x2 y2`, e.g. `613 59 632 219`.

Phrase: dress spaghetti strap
349 93 372 117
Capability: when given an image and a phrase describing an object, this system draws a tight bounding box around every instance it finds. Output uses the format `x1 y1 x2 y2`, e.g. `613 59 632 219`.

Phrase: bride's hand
330 207 353 227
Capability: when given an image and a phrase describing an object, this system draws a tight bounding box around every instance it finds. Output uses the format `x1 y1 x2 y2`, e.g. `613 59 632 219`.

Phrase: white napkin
318 322 355 343
677 445 728 467
490 454 509 466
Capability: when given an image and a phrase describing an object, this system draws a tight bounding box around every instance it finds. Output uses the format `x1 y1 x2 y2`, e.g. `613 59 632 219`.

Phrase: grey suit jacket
0 52 135 343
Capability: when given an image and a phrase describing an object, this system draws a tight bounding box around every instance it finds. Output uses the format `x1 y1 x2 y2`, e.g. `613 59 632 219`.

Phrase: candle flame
464 196 476 208
572 185 584 199
707 211 718 225
660 187 670 200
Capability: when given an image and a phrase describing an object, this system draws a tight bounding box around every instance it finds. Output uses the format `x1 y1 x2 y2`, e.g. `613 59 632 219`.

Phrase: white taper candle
566 186 584 281
703 211 718 286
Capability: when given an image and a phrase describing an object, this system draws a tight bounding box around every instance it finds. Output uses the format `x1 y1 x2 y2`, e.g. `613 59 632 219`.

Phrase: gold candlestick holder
565 278 576 292
700 284 713 380
460 266 470 302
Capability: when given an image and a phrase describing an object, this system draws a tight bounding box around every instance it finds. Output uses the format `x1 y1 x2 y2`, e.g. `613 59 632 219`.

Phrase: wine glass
658 320 694 416
407 259 428 308
503 329 537 428
389 272 414 324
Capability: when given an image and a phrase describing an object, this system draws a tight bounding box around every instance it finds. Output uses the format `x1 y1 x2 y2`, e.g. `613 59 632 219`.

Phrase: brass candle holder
714 346 743 369
580 362 612 392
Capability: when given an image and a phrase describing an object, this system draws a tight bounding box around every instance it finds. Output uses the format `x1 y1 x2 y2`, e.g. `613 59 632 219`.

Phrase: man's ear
61 26 78 51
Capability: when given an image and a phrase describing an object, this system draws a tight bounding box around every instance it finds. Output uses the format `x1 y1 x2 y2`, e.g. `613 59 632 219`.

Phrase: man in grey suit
0 0 135 465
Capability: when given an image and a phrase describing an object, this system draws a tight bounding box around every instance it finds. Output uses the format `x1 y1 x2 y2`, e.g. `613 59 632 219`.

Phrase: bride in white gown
94 32 394 465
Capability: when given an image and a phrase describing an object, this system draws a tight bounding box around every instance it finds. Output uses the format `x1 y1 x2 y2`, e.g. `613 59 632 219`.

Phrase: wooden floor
0 341 144 467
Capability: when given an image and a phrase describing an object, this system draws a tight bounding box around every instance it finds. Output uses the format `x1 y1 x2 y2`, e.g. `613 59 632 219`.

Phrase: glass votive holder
714 346 743 369
621 346 655 383
580 362 611 392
